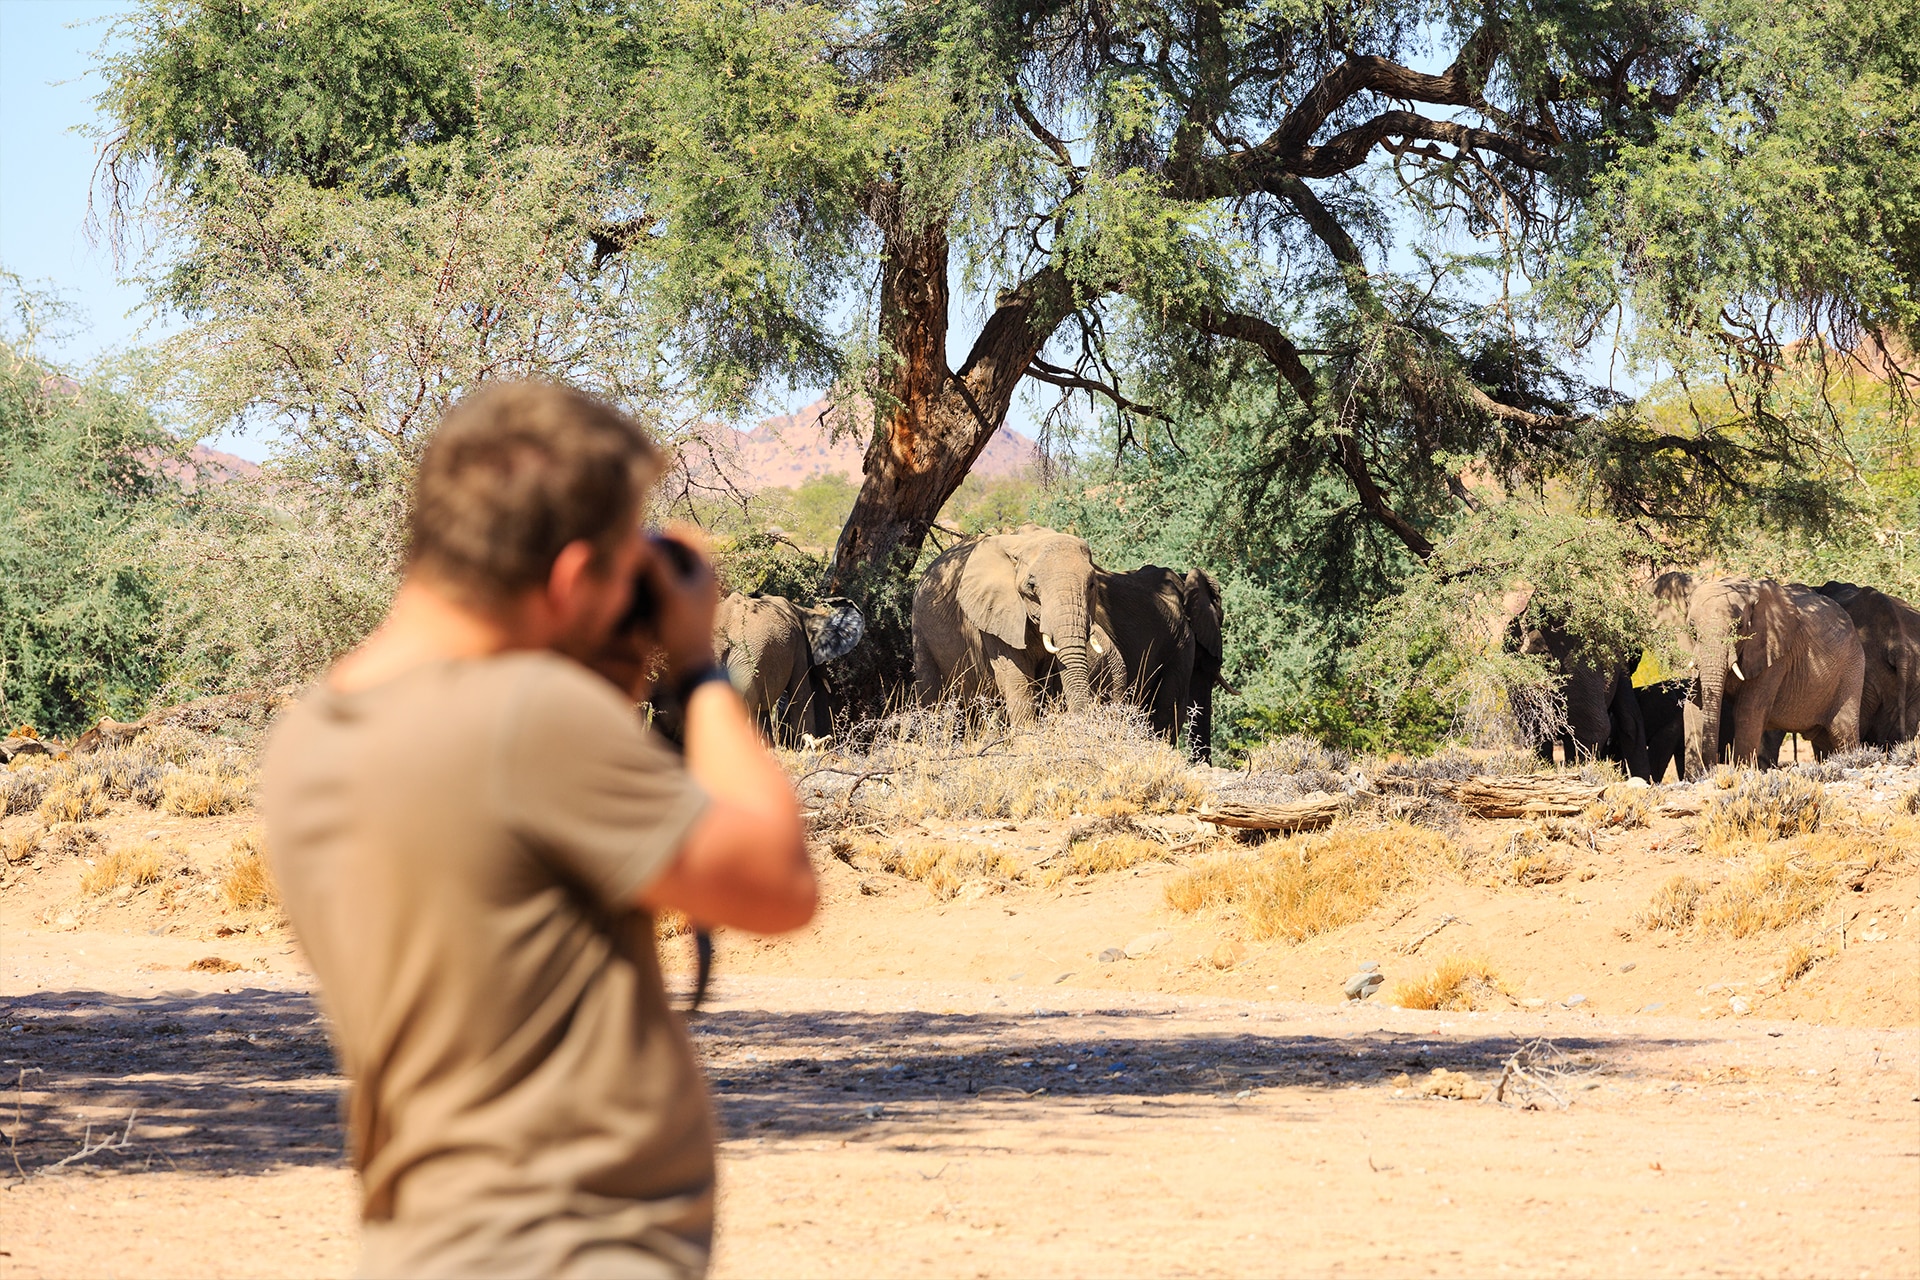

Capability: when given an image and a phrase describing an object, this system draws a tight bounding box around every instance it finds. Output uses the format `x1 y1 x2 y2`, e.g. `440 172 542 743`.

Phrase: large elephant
1816 582 1920 745
1652 573 1864 777
912 528 1100 724
1517 623 1651 778
1087 566 1226 761
715 592 864 744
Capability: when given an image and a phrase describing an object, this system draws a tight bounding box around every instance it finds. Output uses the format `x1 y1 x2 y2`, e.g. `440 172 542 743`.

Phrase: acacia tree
100 0 1917 683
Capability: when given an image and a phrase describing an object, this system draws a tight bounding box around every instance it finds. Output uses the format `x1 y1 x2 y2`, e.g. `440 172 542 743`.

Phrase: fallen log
1450 775 1602 818
1197 792 1346 832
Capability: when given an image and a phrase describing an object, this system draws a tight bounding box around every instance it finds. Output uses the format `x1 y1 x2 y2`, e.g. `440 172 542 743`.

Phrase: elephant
1652 573 1864 777
1815 582 1920 745
1086 565 1226 761
714 592 864 744
1517 623 1651 779
912 527 1100 724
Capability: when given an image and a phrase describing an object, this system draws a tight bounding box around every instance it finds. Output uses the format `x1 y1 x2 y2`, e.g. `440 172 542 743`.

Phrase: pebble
1565 994 1588 1008
1522 998 1548 1009
1619 962 1637 973
1124 931 1171 959
1343 971 1384 1000
1097 947 1125 963
1729 995 1752 1015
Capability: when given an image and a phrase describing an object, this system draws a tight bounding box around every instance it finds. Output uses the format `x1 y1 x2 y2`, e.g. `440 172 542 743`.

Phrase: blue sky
0 4 161 358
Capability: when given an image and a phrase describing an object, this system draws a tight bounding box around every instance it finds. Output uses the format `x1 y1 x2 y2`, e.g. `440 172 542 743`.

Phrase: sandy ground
3 760 1918 1277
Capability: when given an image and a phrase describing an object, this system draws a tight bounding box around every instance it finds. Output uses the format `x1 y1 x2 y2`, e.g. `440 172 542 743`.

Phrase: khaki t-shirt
262 652 714 1279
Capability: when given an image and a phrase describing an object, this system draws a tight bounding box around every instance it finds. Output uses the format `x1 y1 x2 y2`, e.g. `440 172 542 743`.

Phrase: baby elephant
715 593 864 745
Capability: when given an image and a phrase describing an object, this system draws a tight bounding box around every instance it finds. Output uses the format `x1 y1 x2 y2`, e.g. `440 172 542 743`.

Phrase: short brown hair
408 382 661 603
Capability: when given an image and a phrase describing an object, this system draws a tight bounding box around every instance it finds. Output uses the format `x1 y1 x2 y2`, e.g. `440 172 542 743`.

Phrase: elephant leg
1758 728 1786 770
912 632 944 706
988 651 1038 725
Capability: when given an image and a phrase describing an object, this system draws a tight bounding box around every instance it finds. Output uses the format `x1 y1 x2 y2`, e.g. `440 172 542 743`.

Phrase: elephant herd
706 525 1918 782
704 526 1224 760
1531 573 1919 781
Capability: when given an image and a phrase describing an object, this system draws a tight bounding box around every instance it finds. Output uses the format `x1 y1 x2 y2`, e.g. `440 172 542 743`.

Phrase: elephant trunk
1040 599 1094 713
1692 637 1730 779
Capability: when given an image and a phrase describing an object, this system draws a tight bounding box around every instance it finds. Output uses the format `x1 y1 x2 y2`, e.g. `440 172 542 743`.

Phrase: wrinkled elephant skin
1652 573 1864 777
1518 624 1651 778
1087 565 1225 760
1816 582 1920 746
913 529 1098 724
716 592 865 745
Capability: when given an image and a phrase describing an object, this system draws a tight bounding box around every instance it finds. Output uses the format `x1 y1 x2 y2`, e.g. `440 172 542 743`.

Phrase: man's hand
644 527 720 682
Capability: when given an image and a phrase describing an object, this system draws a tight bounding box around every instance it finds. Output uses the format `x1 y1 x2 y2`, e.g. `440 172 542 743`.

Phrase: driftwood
1197 792 1345 832
1450 775 1603 818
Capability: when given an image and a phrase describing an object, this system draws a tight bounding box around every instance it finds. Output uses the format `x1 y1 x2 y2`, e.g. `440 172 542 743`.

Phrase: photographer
261 382 814 1279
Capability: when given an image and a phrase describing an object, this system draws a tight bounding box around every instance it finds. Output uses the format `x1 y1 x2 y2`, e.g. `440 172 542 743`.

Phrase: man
262 382 815 1278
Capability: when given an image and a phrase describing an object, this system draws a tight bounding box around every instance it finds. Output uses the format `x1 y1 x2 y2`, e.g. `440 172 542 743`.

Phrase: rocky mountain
685 398 1040 492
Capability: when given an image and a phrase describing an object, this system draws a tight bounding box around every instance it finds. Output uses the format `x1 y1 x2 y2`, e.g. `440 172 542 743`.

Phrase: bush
80 840 175 896
39 775 110 824
161 758 252 817
1164 822 1460 942
218 830 277 911
1392 955 1505 1011
1636 875 1706 931
849 836 1021 900
1699 772 1825 846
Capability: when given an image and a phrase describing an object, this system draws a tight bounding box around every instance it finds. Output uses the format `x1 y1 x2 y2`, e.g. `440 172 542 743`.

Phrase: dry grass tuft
189 956 243 974
218 830 278 911
1900 786 1919 816
0 767 48 817
1637 874 1706 931
1043 820 1175 886
1392 954 1504 1011
1699 771 1825 846
1584 784 1651 829
1 827 42 864
813 705 1204 824
1164 822 1459 943
38 775 109 824
80 840 176 896
1245 734 1350 775
656 908 691 939
849 835 1023 900
161 759 252 817
1781 942 1821 982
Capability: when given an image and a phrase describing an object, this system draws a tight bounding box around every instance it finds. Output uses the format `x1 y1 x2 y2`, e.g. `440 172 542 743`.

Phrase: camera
617 532 702 634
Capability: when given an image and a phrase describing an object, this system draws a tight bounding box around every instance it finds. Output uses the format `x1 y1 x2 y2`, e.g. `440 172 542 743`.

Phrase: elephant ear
1184 570 1224 662
805 597 865 664
957 540 1030 648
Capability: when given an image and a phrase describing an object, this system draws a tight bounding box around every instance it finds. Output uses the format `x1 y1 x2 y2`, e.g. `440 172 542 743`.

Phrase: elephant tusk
1042 632 1060 655
1730 660 1746 681
1091 635 1105 656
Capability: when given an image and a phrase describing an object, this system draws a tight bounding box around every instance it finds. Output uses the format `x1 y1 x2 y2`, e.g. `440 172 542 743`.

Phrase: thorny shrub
1698 772 1826 846
1164 821 1460 943
0 764 48 817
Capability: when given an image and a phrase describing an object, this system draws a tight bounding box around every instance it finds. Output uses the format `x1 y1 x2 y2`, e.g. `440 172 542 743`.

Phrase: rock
1390 1072 1413 1089
1097 947 1125 963
1565 994 1588 1008
1619 962 1637 973
1124 931 1171 959
1728 995 1752 1015
1417 1068 1484 1101
1343 971 1385 1001
1521 997 1548 1009
1639 1001 1665 1013
1209 943 1238 970
1358 960 1380 973
0 738 51 762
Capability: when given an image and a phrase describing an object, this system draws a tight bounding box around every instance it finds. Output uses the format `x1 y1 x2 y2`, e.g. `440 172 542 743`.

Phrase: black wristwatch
672 663 732 705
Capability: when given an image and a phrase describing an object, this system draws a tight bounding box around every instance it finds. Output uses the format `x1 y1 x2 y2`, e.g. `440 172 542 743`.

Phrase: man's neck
328 578 547 694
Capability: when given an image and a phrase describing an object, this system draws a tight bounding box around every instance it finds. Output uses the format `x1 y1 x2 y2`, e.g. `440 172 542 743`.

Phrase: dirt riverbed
2 765 1917 1278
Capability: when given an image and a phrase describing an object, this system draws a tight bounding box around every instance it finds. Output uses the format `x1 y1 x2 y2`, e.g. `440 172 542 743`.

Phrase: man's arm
637 679 815 932
622 530 815 933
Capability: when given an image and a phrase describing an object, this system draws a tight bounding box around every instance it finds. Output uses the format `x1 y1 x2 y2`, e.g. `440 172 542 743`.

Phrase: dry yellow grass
38 775 109 823
656 908 691 939
1392 954 1504 1010
80 841 172 896
854 835 1022 900
1 827 41 864
1637 874 1706 931
1781 941 1820 982
1164 822 1459 943
822 705 1205 823
1042 829 1174 887
218 830 278 911
161 761 252 817
1698 772 1825 847
1583 784 1651 829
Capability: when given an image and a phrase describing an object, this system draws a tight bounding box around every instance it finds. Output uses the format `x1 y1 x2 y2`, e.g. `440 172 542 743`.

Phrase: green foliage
0 284 171 735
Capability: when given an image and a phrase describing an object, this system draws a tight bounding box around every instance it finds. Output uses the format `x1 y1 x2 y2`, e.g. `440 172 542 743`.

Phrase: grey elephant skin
1815 582 1920 745
715 592 864 744
912 528 1098 724
1089 565 1225 762
1653 573 1864 776
1518 623 1650 778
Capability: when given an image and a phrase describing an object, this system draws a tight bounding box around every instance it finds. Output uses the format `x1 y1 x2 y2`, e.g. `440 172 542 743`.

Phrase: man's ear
546 539 603 619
